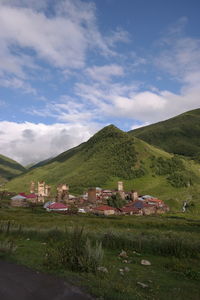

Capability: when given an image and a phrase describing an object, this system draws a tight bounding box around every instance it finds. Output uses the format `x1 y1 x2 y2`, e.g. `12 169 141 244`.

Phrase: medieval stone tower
37 181 51 202
88 188 97 203
30 181 35 194
118 181 125 200
56 184 69 203
131 190 138 201
45 184 51 197
118 181 124 191
38 181 45 196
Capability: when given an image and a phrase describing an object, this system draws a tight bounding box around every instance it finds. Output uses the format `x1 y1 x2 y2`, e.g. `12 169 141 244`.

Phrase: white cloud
0 0 129 96
155 18 200 86
0 0 126 75
0 121 100 165
131 122 149 130
75 80 200 124
86 64 124 81
105 28 130 47
0 77 37 94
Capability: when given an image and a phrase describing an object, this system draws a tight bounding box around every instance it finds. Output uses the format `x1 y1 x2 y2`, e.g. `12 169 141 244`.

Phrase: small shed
11 195 28 207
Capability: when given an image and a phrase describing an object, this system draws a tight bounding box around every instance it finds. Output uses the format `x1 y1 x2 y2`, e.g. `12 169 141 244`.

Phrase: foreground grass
1 207 200 300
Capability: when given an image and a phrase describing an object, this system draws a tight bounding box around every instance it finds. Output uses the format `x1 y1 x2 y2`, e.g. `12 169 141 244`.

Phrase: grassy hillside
6 125 200 210
6 125 139 193
0 154 26 184
129 108 200 159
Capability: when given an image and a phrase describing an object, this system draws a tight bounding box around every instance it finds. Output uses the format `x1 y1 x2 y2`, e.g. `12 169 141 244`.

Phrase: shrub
44 226 104 273
107 193 126 209
0 239 16 257
167 172 192 188
68 204 78 214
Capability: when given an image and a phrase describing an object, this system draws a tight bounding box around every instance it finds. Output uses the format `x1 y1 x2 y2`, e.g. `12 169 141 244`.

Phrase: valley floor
0 207 200 300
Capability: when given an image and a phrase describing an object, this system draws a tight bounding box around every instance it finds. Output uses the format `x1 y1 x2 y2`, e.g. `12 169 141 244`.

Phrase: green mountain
0 154 26 184
129 108 200 159
6 125 200 209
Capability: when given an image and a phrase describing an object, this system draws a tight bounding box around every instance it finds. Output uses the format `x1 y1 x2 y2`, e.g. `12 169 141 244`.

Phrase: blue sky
0 0 200 164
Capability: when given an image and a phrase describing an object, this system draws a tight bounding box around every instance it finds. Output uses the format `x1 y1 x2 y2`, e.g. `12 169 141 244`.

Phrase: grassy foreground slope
0 154 26 183
6 125 200 210
1 208 200 300
129 108 200 158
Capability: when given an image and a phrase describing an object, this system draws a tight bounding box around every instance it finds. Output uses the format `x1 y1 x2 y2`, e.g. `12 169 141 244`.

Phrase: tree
68 204 78 214
107 192 126 209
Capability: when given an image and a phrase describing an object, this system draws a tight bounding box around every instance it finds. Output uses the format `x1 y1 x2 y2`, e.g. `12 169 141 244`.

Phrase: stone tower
45 184 51 197
38 181 45 196
118 181 124 192
118 181 125 200
131 190 138 201
56 184 69 203
88 188 97 203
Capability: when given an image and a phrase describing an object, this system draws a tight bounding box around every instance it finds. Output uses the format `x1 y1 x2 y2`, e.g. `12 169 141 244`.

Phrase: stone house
93 205 116 216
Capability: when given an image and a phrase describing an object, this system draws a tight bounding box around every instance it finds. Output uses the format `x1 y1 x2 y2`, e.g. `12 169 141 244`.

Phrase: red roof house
47 202 69 212
19 193 27 197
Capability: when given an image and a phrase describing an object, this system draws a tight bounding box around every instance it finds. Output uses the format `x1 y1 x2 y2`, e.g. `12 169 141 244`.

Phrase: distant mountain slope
6 125 200 209
129 108 200 159
6 125 140 193
0 154 26 183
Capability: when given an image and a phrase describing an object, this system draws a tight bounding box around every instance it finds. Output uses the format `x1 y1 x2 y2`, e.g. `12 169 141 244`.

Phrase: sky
0 0 200 165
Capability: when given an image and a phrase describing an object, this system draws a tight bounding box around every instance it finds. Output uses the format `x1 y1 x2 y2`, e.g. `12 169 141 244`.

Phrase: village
10 181 169 216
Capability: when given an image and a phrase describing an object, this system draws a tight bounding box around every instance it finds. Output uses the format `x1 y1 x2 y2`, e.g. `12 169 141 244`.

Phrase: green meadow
1 206 200 300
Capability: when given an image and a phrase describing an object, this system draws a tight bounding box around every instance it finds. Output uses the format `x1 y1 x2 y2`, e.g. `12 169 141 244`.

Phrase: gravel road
0 260 95 300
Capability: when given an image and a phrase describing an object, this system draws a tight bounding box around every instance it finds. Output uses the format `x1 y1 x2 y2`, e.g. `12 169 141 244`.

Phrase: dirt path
0 260 95 300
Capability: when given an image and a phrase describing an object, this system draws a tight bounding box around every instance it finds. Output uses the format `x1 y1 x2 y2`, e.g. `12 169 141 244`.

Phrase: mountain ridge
129 108 200 159
5 123 200 210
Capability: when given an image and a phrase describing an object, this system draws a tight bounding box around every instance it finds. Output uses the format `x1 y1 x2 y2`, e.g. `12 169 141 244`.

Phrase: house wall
11 199 29 207
104 209 115 215
143 206 156 215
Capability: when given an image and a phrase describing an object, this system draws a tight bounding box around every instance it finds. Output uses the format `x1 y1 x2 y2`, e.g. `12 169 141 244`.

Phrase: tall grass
101 231 200 258
1 220 199 259
44 226 104 273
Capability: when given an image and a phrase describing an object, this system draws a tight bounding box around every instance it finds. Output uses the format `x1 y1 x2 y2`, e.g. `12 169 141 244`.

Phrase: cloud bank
0 122 98 165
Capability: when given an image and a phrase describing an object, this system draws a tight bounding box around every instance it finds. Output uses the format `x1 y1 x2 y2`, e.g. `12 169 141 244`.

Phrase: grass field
0 206 200 300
